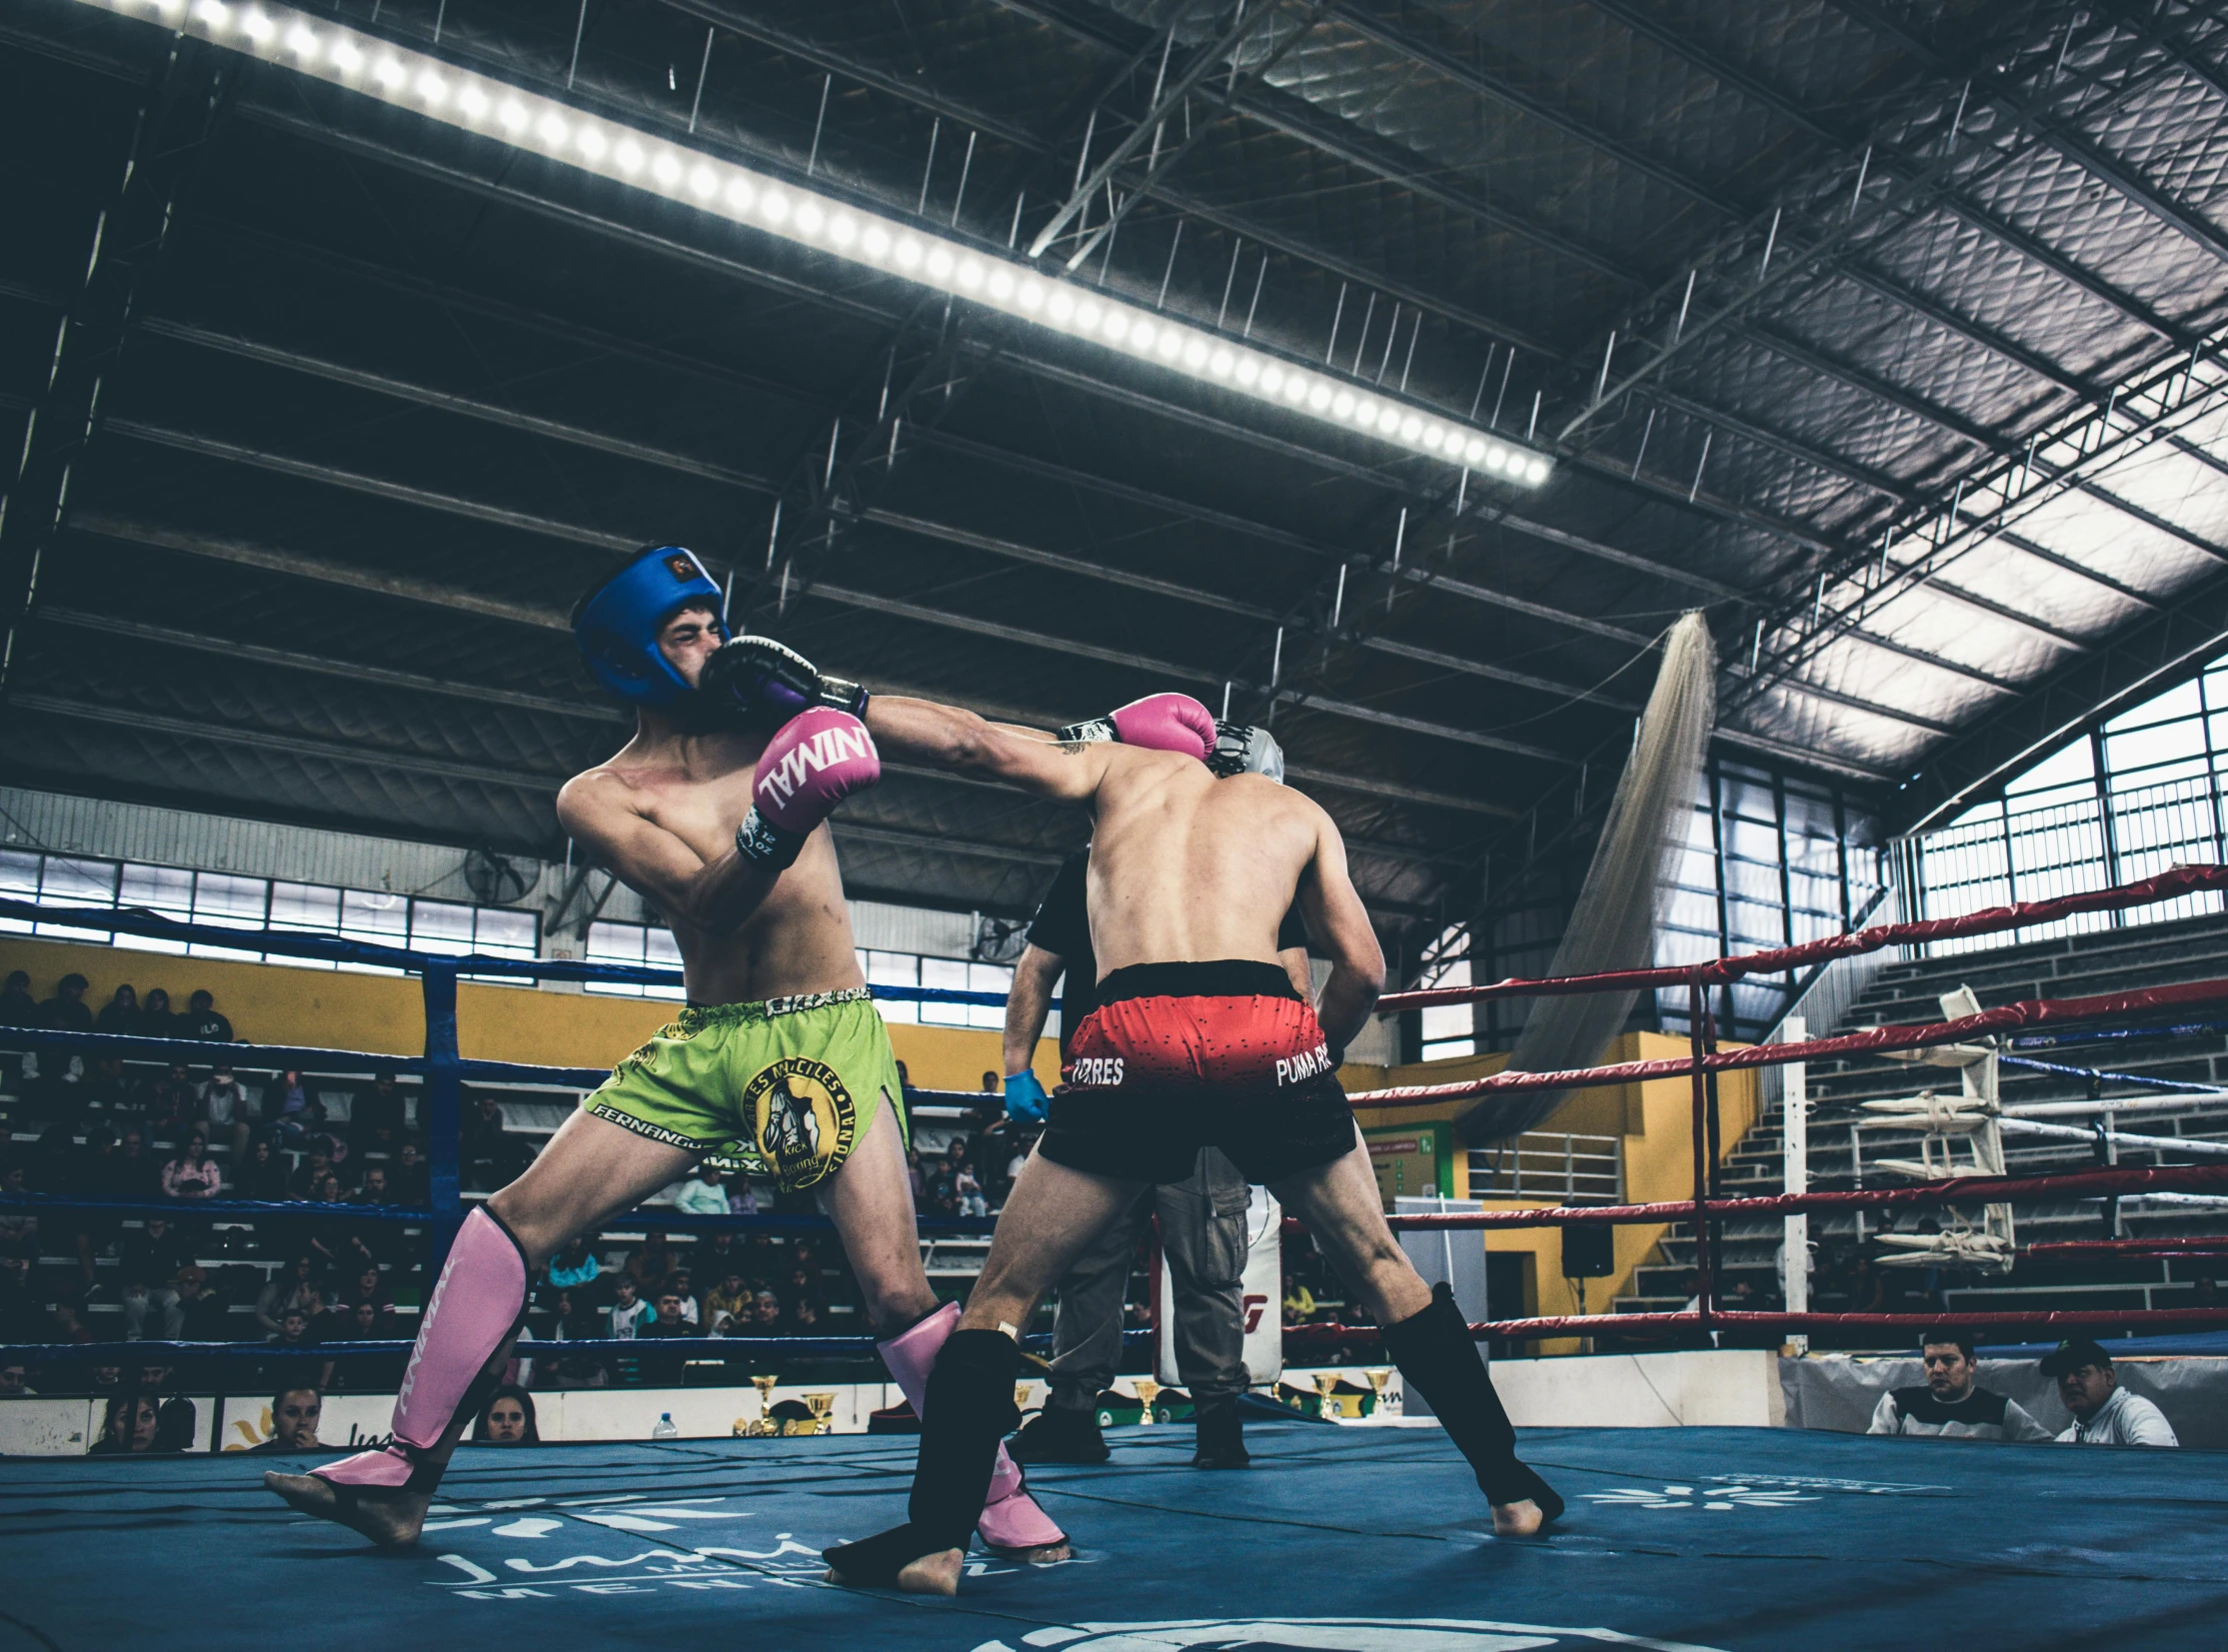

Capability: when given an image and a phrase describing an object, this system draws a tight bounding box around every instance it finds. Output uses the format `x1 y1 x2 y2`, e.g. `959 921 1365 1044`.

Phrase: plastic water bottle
652 1412 678 1440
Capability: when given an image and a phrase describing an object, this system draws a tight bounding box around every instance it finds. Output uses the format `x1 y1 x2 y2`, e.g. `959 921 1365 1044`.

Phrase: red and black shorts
1042 959 1355 1185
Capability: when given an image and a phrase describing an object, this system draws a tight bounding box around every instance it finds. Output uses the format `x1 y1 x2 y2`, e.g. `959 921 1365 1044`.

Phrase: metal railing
1892 773 2228 958
1466 1132 1622 1204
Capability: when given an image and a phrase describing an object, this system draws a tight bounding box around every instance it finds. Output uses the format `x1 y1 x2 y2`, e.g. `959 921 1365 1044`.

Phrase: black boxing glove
697 636 868 728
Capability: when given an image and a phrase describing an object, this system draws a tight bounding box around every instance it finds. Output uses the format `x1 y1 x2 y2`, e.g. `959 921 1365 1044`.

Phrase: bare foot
1491 1498 1544 1538
825 1546 965 1596
264 1471 431 1548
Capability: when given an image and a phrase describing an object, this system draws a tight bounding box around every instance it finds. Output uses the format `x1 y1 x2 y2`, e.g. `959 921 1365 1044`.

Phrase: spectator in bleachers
666 1267 702 1325
119 1217 193 1340
200 1063 252 1161
0 1362 29 1396
1868 1329 2052 1441
113 1128 158 1198
88 1392 161 1455
289 1146 336 1201
954 1160 988 1218
750 1289 785 1334
0 1161 33 1255
48 1300 93 1348
39 972 92 1032
175 1265 231 1341
267 1069 316 1148
461 1092 527 1191
0 1250 41 1342
0 969 38 1024
349 1069 407 1155
270 1306 317 1354
2042 1338 2178 1447
705 1268 751 1333
80 1058 132 1123
640 1286 694 1339
256 1255 322 1336
161 1132 222 1201
673 1163 731 1216
178 989 231 1043
473 1384 540 1443
1281 1271 1316 1327
547 1236 600 1293
624 1230 676 1291
605 1272 651 1338
346 1265 390 1313
252 1386 324 1451
143 1062 196 1135
235 1137 288 1201
96 984 141 1037
138 988 176 1039
695 1228 740 1276
392 1141 429 1204
789 1297 824 1336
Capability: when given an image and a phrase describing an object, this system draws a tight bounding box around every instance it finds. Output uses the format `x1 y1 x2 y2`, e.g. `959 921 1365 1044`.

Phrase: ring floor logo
965 1619 1729 1651
1580 1470 1951 1513
410 1493 1055 1602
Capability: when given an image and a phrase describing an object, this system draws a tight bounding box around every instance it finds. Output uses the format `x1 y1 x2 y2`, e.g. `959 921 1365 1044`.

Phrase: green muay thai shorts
582 988 905 1192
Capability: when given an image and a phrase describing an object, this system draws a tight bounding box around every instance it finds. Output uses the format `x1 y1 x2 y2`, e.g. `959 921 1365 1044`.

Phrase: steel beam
37 607 628 724
139 319 780 494
1895 569 2228 833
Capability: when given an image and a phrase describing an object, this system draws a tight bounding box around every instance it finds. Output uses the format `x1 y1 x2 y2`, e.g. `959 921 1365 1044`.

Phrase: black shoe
1190 1397 1250 1469
1009 1405 1111 1465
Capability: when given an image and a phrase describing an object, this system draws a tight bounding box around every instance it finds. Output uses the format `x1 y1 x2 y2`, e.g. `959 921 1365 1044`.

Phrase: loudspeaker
1560 1224 1615 1279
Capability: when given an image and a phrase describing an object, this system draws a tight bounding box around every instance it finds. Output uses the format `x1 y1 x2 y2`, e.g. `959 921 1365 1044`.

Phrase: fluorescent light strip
91 0 1551 486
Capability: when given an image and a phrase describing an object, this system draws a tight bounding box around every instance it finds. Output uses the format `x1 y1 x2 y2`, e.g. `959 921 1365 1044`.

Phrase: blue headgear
572 546 729 707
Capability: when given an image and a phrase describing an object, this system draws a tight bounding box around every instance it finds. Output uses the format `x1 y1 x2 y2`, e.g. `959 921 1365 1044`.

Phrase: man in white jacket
2042 1338 2178 1447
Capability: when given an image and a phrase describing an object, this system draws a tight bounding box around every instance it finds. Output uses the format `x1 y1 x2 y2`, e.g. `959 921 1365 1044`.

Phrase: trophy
1132 1376 1160 1424
1310 1372 1339 1419
801 1392 837 1436
743 1373 780 1436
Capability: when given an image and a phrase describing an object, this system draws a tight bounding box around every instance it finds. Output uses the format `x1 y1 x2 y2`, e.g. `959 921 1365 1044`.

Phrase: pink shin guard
881 1303 1068 1551
314 1207 527 1491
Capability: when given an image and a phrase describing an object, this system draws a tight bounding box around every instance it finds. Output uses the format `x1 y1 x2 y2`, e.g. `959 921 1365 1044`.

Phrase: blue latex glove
1004 1068 1050 1124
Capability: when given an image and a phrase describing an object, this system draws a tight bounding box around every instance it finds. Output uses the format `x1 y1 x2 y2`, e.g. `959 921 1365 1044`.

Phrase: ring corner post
1686 972 1711 1341
421 959 464 1278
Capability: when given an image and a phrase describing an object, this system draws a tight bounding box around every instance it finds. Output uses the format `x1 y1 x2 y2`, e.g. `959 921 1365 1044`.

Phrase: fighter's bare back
1081 749 1333 976
556 728 867 1006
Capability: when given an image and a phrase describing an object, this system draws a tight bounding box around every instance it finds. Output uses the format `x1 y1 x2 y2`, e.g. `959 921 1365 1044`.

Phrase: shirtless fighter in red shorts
822 692 1561 1594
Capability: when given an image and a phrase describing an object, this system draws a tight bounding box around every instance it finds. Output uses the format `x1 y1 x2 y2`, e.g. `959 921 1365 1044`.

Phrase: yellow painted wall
1339 1032 1760 1353
0 936 1061 1095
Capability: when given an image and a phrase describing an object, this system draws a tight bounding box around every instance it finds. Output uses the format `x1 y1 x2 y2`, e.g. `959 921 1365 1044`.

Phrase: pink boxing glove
734 708 881 869
1057 693 1215 763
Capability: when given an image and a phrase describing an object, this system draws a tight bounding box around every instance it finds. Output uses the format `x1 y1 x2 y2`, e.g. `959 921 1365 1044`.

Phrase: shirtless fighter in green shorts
264 545 1066 1559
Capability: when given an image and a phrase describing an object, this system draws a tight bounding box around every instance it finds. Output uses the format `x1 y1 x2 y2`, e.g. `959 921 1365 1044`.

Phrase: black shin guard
824 1330 1023 1586
1379 1282 1562 1522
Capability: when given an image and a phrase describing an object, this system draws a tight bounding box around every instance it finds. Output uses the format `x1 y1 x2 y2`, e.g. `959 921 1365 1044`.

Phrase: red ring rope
1350 974 2228 1107
1376 863 2228 1011
1281 1304 2228 1346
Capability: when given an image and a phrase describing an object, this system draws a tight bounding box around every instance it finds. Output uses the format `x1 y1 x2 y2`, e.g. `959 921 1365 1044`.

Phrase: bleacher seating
1612 909 2228 1340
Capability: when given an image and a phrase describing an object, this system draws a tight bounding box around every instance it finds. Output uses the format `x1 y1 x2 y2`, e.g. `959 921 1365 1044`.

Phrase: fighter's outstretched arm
868 696 1113 802
1292 805 1385 1052
557 771 782 935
